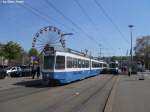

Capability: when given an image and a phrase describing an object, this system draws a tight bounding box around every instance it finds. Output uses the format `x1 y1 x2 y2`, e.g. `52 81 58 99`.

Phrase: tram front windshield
109 63 118 68
43 56 54 70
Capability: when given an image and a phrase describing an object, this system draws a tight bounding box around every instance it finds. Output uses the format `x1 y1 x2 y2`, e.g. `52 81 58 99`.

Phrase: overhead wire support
45 0 99 44
94 0 129 43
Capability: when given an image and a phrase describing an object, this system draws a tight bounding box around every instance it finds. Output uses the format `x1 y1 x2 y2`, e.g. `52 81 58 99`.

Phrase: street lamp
60 33 73 48
119 48 122 70
128 25 134 75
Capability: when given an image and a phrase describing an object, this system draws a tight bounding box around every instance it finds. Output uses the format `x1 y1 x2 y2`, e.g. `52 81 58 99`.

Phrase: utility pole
128 25 134 75
99 44 102 59
119 48 122 70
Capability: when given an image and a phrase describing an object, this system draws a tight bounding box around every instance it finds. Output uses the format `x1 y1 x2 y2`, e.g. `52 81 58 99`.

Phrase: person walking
32 65 36 79
128 67 131 77
36 65 40 79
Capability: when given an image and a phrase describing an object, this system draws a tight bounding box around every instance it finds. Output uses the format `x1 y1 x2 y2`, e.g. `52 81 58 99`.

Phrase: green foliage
110 56 129 62
3 41 22 61
28 48 39 57
0 43 4 56
134 36 150 69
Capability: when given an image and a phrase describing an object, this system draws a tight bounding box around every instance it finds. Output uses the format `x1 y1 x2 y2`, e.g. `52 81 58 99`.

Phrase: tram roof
45 46 106 63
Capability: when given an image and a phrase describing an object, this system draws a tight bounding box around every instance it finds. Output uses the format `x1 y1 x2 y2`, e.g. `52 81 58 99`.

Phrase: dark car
20 65 32 77
0 65 7 79
9 65 32 77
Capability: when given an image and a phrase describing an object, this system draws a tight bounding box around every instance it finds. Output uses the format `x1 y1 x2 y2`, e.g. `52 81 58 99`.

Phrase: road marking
104 75 120 112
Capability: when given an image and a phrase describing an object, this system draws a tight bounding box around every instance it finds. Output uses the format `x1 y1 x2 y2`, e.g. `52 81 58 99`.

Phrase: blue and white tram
42 47 107 84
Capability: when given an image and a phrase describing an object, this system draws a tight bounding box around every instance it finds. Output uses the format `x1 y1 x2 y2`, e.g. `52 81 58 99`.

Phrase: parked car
0 65 7 79
20 65 32 77
6 67 22 77
5 65 32 77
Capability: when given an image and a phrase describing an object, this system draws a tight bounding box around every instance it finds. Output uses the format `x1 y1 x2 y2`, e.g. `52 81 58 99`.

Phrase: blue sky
0 0 150 56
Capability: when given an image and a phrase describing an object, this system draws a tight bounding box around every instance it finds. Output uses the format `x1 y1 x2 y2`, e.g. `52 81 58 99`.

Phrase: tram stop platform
112 73 150 112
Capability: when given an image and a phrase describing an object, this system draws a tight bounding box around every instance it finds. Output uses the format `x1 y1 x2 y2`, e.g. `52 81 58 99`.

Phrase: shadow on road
13 74 114 88
13 79 61 88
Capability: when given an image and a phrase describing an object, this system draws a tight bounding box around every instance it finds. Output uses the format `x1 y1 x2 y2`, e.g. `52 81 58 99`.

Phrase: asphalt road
0 75 115 112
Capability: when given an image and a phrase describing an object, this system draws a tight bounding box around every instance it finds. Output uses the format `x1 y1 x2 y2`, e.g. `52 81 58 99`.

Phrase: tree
20 49 31 65
0 43 4 56
3 41 22 65
134 36 150 69
28 48 39 57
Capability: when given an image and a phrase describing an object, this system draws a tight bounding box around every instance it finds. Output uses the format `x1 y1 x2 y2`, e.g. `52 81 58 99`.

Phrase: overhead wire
18 2 77 33
94 0 129 43
73 0 114 49
17 2 89 52
45 0 99 44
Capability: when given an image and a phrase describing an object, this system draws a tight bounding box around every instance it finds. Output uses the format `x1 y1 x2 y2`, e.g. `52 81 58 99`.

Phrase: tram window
78 59 82 68
92 62 94 67
44 56 54 69
109 63 118 68
67 57 72 68
82 60 87 68
85 60 89 68
92 61 99 68
103 64 107 67
82 60 85 68
73 58 78 68
55 56 65 69
80 59 84 68
100 63 102 67
92 61 95 68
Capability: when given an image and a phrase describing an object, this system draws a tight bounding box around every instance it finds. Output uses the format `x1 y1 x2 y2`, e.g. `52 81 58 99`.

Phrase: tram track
0 86 51 103
0 75 117 112
70 75 117 112
36 75 111 112
42 75 116 112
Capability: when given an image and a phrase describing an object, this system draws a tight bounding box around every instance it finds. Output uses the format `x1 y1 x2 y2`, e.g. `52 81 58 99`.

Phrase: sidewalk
112 74 150 112
0 76 42 91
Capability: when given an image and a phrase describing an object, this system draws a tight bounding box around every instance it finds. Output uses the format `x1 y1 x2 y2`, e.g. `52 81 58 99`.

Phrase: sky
0 0 150 57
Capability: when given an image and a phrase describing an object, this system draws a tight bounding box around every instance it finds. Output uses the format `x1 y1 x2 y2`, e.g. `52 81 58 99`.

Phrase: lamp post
128 25 134 75
61 33 73 48
119 48 122 70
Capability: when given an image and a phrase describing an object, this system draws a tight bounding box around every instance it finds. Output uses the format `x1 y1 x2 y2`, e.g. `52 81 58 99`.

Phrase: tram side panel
42 51 106 84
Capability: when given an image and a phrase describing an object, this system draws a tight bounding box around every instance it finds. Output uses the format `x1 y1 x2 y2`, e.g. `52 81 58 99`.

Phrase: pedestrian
32 65 36 79
128 67 131 77
36 65 40 79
